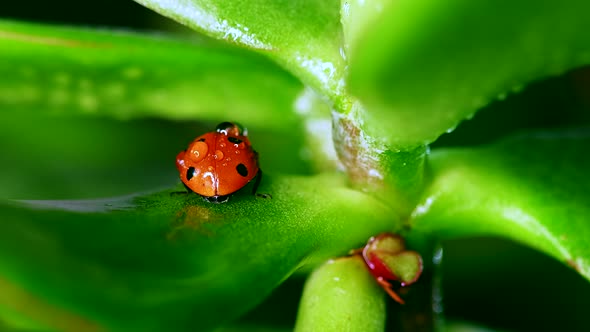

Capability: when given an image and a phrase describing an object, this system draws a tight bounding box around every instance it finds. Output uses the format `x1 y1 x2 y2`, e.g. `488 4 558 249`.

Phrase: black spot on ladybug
228 137 242 144
236 163 248 177
197 138 206 142
187 167 195 181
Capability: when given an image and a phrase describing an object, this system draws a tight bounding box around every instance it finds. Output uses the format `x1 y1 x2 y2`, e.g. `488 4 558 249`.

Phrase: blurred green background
2 1 590 331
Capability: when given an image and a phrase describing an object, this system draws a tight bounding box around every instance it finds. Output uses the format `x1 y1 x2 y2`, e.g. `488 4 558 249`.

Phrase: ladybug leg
204 195 230 204
253 169 272 199
170 183 192 196
376 277 405 304
252 169 262 195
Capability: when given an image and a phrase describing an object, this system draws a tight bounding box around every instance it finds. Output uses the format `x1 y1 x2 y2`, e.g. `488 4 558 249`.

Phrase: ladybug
176 122 262 203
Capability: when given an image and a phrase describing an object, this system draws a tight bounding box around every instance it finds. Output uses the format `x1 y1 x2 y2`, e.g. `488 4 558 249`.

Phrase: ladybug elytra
176 122 261 203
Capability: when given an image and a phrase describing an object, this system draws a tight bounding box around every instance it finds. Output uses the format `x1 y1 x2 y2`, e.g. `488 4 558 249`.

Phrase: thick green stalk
387 245 444 332
332 100 427 215
295 257 386 332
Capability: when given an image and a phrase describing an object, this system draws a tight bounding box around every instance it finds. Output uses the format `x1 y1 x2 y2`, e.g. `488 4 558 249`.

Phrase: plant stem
332 100 428 215
387 245 444 332
295 256 386 332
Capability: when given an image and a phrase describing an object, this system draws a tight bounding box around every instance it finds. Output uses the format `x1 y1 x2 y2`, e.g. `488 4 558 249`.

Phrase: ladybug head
216 122 247 136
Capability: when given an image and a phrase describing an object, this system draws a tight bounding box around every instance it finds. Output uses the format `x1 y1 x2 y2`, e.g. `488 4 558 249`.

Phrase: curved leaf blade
133 0 347 104
0 174 395 331
0 110 312 199
347 0 590 146
0 19 301 128
410 129 590 281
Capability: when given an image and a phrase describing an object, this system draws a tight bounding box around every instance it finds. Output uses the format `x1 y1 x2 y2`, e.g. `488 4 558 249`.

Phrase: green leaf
0 110 312 199
0 19 302 128
0 112 192 199
294 257 385 332
0 297 51 332
133 0 347 105
347 0 590 146
0 174 395 331
409 129 590 281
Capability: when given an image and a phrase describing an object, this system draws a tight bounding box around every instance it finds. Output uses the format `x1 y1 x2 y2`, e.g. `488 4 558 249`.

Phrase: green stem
388 244 444 331
295 256 386 332
332 100 428 215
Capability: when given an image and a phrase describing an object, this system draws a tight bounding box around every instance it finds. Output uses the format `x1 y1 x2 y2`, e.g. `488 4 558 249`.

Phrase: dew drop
54 72 70 85
471 97 485 108
433 247 443 265
465 112 475 120
122 67 143 79
103 83 125 99
79 93 98 112
78 79 92 90
511 84 524 94
20 67 36 78
49 89 69 105
214 150 224 160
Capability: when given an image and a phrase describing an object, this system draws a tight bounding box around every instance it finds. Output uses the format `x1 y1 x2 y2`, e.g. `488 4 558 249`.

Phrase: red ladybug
176 122 261 203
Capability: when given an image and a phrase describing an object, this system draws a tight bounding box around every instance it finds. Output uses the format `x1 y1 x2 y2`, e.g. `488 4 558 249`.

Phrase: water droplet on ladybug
188 141 208 163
